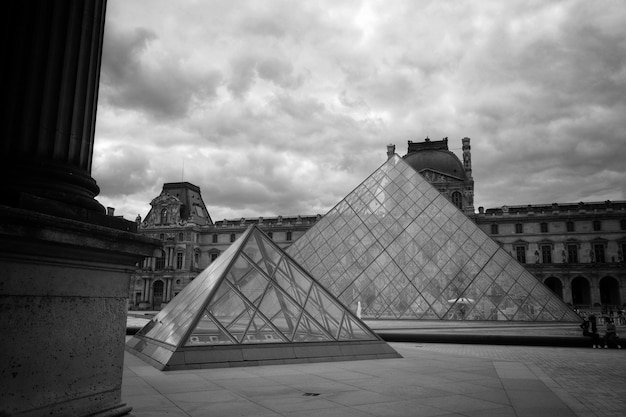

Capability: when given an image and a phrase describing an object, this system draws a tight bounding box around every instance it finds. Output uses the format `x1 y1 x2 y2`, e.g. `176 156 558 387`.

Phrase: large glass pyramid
287 155 581 322
126 225 400 370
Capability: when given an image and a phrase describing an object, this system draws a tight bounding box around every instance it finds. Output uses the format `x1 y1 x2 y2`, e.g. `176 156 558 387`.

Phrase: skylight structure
287 155 580 322
127 225 399 370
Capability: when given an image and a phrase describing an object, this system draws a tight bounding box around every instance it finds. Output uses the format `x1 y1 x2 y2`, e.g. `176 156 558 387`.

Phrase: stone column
0 1 159 416
1 0 107 218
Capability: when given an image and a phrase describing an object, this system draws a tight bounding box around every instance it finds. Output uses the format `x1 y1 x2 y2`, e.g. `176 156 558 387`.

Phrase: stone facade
130 182 320 309
474 202 626 312
401 137 475 215
131 140 625 313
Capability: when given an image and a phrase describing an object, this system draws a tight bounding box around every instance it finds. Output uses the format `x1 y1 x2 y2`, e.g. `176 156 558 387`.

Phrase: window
210 252 219 262
230 233 236 242
566 221 575 232
541 245 552 264
621 219 626 230
515 223 523 234
490 224 499 235
160 208 168 224
567 244 578 263
540 222 548 233
212 234 218 243
451 191 463 209
267 231 273 239
159 233 164 240
619 243 626 262
194 251 200 267
515 246 526 263
178 232 184 241
286 231 292 241
176 252 184 269
593 220 601 231
155 254 165 270
593 244 605 263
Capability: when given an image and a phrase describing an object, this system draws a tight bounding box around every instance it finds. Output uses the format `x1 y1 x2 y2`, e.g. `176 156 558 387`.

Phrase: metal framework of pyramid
127 225 400 370
287 155 581 322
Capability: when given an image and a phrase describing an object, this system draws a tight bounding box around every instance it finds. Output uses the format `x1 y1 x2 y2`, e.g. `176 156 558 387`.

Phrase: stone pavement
122 340 626 417
417 343 626 417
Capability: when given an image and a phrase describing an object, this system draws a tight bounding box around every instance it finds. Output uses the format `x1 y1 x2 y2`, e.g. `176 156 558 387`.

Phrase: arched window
194 250 200 268
544 277 563 300
155 250 165 270
599 276 621 306
571 276 591 306
152 280 164 307
451 191 463 209
176 252 184 269
160 208 168 224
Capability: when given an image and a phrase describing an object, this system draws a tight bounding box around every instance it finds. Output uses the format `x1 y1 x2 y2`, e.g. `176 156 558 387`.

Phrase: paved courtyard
122 340 626 417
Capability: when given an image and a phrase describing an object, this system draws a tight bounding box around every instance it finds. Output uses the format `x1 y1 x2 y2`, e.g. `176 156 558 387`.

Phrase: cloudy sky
93 0 626 222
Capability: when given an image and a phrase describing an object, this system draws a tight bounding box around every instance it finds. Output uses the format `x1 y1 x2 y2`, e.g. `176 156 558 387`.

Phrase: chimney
386 144 396 159
106 207 115 216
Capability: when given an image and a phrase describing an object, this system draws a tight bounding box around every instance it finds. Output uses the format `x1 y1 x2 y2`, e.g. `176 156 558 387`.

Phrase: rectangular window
286 231 292 241
540 222 548 233
593 220 601 231
593 244 605 263
515 246 526 263
491 224 499 235
230 234 236 242
176 252 183 269
567 244 578 263
621 219 626 230
155 256 165 270
212 234 218 243
566 221 575 232
210 252 219 262
541 245 552 264
620 243 626 262
515 223 523 234
267 231 273 239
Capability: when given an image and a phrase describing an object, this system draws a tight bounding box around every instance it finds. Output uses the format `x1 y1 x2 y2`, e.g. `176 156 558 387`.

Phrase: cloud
94 0 626 221
100 25 222 119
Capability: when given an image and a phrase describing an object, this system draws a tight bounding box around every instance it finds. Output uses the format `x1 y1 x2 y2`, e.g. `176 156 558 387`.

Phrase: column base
0 205 159 417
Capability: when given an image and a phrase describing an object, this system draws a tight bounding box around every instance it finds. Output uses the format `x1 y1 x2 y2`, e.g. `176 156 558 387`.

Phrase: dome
403 149 467 180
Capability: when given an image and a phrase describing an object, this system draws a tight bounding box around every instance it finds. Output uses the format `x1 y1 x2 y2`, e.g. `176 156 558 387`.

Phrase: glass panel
242 313 285 344
292 313 333 342
208 284 249 329
186 310 235 345
338 315 377 341
235 267 269 306
259 234 282 275
242 234 267 274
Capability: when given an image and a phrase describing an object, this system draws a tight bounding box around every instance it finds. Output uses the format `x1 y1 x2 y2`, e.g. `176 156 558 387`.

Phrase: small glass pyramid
127 225 399 370
287 155 581 322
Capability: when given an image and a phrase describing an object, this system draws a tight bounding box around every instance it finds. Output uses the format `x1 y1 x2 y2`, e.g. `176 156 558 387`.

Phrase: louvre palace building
129 137 626 317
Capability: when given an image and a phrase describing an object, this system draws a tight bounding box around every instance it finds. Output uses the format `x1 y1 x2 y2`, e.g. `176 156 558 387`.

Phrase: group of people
580 314 622 349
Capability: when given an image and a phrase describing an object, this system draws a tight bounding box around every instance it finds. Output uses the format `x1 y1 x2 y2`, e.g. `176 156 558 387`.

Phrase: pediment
150 192 181 208
419 168 464 182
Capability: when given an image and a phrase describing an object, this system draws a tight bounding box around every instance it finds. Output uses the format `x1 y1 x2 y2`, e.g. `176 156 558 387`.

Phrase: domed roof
403 149 467 180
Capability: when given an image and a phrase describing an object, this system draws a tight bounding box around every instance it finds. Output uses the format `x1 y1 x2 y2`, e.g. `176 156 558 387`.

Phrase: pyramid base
126 336 401 370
